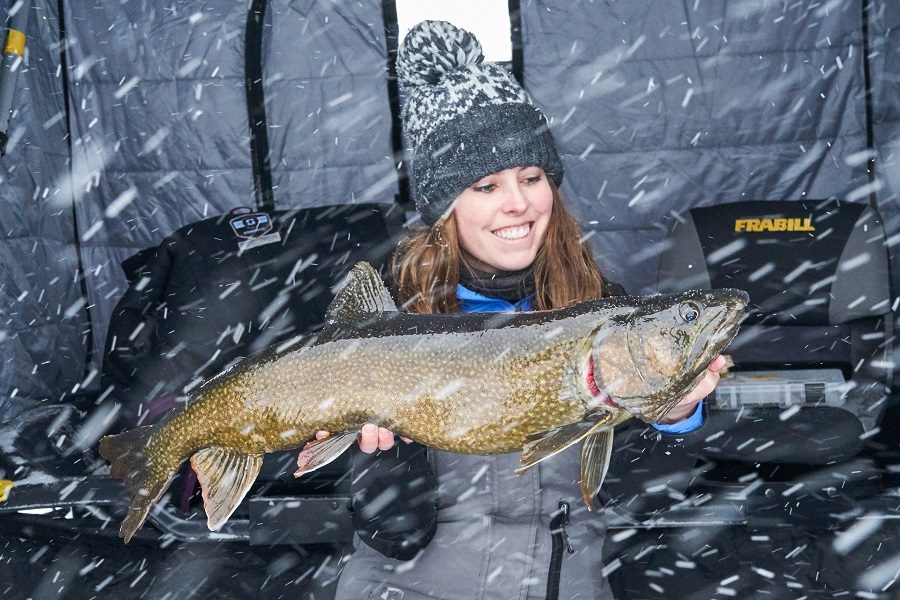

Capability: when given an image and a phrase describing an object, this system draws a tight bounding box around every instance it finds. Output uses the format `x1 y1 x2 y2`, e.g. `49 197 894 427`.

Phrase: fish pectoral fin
294 431 358 478
514 413 613 476
190 447 263 531
579 428 615 510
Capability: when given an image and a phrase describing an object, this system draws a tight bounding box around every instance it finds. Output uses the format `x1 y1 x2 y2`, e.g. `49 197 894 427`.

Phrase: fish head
587 288 748 423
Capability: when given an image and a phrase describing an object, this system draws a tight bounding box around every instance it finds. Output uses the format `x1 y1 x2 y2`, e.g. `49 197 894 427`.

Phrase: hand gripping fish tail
99 261 749 542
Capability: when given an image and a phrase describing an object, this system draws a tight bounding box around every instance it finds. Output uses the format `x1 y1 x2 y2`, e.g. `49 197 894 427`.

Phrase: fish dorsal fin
513 411 613 476
325 262 398 328
580 428 615 510
190 447 263 531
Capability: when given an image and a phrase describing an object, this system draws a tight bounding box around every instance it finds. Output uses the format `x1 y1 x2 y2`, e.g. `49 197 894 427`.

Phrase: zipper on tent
380 0 410 208
56 0 95 378
546 500 575 600
859 0 880 214
245 0 274 212
507 0 524 86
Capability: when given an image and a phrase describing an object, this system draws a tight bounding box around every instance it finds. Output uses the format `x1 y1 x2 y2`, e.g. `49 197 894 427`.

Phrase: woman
317 21 725 600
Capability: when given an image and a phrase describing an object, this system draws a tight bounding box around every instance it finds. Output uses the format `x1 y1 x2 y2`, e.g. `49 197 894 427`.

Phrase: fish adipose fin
514 412 613 476
294 431 358 477
190 447 263 531
99 425 180 543
579 428 615 510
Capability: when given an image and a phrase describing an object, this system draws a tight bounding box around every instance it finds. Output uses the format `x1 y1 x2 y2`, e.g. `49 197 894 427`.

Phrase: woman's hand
307 423 411 454
656 354 727 425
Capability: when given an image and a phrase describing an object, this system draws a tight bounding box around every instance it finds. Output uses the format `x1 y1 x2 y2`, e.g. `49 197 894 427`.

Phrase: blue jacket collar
456 284 534 313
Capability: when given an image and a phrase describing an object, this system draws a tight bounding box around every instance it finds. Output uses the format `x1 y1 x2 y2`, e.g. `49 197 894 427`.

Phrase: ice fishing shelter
1 1 899 440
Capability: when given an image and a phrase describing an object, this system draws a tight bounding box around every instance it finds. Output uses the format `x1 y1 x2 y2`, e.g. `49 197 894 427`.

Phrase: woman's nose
501 184 529 213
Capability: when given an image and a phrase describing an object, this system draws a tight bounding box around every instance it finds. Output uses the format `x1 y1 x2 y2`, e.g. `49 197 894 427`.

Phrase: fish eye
679 301 701 323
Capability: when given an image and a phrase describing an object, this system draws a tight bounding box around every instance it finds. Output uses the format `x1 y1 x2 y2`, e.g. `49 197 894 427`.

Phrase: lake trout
99 262 748 543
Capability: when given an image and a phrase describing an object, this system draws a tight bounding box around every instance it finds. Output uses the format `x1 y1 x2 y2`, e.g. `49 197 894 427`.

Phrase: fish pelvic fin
579 428 615 510
294 431 358 478
190 447 263 531
99 425 179 544
514 411 613 476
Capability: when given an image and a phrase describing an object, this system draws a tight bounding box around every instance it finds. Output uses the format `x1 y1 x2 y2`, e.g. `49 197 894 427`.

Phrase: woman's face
452 166 553 273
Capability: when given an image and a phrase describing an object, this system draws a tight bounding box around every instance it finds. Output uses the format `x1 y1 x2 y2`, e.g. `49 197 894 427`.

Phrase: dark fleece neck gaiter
458 259 536 304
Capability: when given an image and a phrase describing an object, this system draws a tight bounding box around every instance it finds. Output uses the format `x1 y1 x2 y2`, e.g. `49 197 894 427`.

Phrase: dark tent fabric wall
0 2 898 426
0 1 398 422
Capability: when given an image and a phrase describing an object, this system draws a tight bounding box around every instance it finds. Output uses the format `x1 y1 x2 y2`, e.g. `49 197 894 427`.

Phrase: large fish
99 262 747 543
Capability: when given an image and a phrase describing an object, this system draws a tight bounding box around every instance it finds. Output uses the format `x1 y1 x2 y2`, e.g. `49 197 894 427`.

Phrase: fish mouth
585 355 623 411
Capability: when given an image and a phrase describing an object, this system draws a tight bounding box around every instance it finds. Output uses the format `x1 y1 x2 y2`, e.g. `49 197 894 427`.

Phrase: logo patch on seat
229 207 281 251
734 217 815 233
230 210 273 238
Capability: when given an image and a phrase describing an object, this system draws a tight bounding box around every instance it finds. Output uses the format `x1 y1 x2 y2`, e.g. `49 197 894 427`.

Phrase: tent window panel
394 0 512 63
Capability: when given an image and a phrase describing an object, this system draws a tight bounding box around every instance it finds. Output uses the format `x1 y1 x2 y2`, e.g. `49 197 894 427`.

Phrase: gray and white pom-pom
396 20 483 87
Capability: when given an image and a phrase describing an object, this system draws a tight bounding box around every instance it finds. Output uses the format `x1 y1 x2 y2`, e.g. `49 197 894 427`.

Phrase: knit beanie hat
396 20 564 226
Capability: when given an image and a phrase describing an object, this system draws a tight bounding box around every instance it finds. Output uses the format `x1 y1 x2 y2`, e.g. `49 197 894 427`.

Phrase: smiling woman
453 166 553 272
325 19 725 600
392 175 605 315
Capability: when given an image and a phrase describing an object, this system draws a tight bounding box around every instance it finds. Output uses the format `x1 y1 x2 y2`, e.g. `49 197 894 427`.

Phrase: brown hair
392 183 604 314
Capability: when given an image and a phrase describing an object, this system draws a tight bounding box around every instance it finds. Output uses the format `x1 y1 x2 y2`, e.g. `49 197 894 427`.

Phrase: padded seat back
102 203 403 424
659 200 892 464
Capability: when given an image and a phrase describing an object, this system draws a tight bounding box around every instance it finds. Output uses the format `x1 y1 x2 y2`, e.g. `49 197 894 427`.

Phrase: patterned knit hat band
411 102 563 225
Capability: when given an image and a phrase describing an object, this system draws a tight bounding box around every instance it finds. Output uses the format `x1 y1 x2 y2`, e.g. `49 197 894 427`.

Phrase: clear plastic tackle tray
711 369 847 410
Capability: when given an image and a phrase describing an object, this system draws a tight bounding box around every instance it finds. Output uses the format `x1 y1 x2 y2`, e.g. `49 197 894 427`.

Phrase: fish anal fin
580 428 615 510
190 447 263 531
325 262 397 328
294 431 358 478
514 412 613 476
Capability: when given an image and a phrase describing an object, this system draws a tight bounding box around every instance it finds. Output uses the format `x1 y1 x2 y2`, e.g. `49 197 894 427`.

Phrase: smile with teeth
493 222 532 240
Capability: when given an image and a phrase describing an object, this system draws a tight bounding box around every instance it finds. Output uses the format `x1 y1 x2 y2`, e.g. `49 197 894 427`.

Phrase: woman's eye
523 176 542 185
474 184 496 193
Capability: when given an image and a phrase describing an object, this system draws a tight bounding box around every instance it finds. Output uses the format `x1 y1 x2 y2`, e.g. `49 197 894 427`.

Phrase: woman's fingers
358 423 379 453
679 355 724 406
682 368 720 405
708 354 727 373
306 425 408 456
300 430 330 453
358 423 403 453
300 425 403 467
378 427 395 451
657 357 724 424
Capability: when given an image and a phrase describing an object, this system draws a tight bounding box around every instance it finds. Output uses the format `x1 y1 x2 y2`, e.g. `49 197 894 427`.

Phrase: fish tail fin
98 424 181 543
